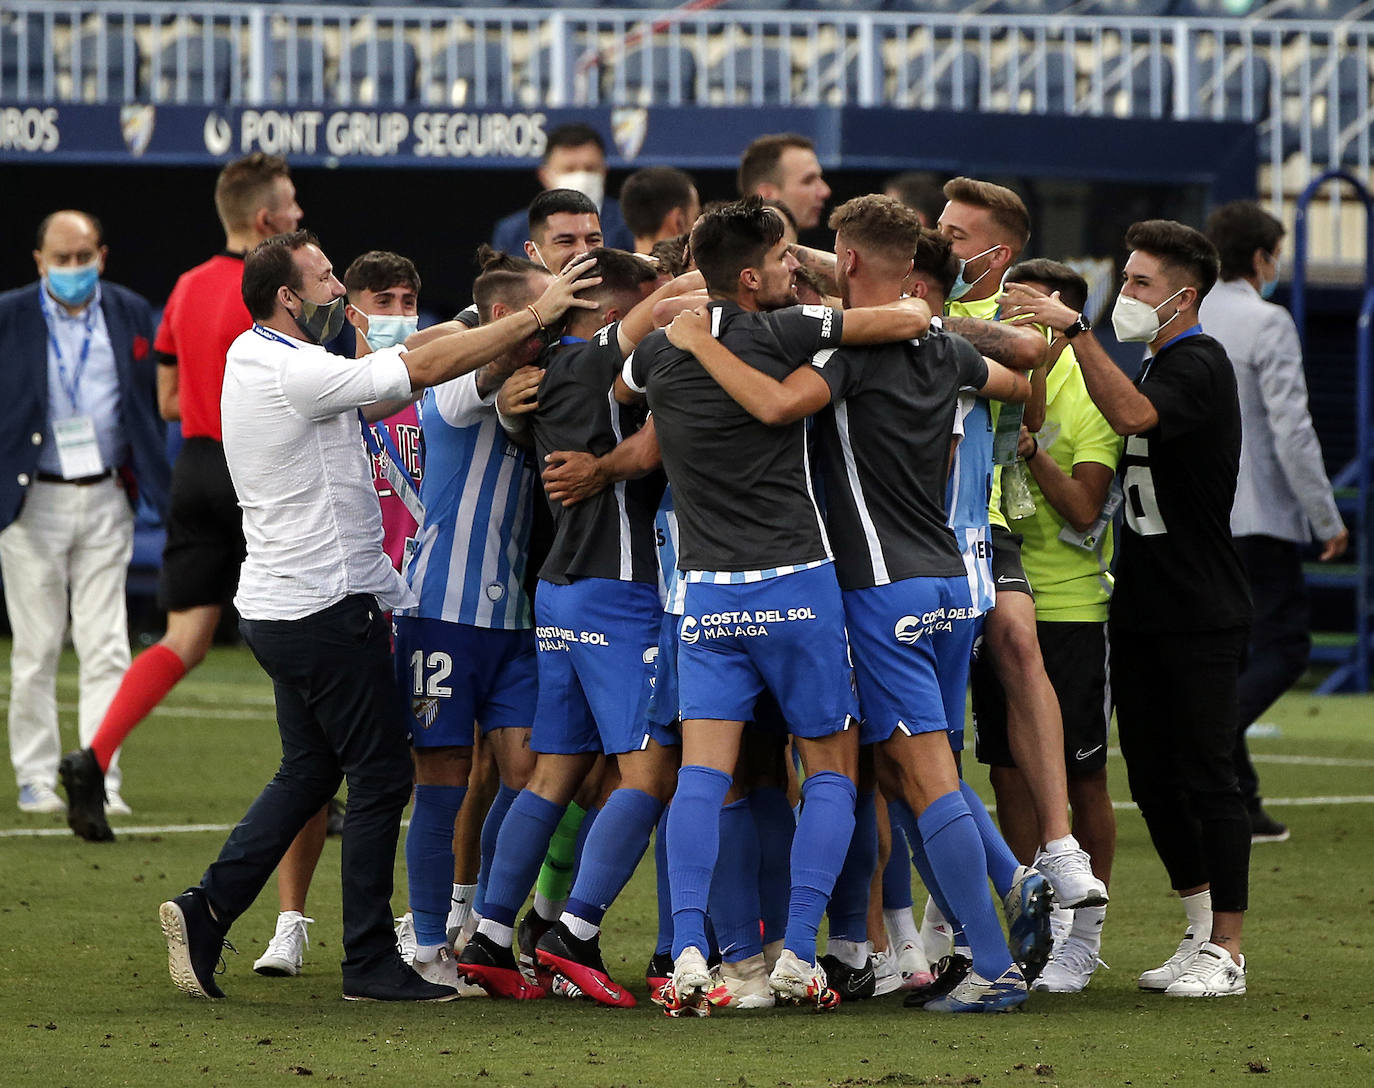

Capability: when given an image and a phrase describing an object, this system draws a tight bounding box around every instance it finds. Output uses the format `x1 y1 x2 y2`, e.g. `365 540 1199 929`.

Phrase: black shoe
1250 808 1290 844
516 908 554 987
343 953 458 1002
646 950 674 994
326 796 346 837
903 953 972 1008
59 748 113 843
159 888 231 999
819 953 877 1001
536 921 636 1007
456 930 546 999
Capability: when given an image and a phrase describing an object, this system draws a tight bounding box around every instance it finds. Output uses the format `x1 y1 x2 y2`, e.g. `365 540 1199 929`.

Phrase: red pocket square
133 334 150 361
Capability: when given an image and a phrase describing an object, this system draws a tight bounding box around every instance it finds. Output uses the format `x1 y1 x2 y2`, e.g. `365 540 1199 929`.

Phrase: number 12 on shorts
410 650 453 697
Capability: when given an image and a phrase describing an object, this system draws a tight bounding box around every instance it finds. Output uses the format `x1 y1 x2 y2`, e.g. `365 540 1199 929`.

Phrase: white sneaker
413 945 487 998
894 938 934 989
1164 942 1246 997
1032 934 1103 993
1049 906 1074 947
768 948 840 1010
716 954 775 1009
395 912 418 964
872 949 902 996
18 782 65 814
104 790 132 817
253 911 313 976
1138 927 1203 991
1033 844 1109 909
660 947 717 1017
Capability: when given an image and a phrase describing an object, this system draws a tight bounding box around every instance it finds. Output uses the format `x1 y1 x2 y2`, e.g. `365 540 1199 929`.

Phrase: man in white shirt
158 229 599 1003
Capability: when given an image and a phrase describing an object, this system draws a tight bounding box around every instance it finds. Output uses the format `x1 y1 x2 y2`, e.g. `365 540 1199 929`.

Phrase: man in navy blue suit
0 210 168 818
490 123 634 256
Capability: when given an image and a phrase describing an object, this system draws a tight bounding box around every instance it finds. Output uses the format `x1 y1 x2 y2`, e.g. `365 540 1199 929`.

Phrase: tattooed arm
788 244 840 298
942 315 1046 371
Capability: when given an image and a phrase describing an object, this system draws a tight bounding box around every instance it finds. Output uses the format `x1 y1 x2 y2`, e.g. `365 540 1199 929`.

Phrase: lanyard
251 323 299 349
39 284 98 412
360 410 424 524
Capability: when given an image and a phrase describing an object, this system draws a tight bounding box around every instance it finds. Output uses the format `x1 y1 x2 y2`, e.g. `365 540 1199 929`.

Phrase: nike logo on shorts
1076 745 1104 761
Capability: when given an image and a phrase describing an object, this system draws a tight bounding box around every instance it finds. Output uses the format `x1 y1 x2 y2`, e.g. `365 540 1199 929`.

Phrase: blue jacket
0 280 170 532
490 196 635 257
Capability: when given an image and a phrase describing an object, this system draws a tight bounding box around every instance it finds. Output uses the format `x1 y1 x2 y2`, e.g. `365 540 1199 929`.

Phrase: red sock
90 644 188 772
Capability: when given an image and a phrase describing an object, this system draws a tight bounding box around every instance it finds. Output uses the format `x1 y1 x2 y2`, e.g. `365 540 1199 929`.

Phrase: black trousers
1234 534 1311 811
200 595 413 980
1112 624 1252 913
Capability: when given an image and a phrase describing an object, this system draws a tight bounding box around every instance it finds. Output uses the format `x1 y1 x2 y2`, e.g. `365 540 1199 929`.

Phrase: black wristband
1026 437 1039 461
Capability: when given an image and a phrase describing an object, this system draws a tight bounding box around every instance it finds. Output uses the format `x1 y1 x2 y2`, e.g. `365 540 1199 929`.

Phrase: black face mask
289 289 347 344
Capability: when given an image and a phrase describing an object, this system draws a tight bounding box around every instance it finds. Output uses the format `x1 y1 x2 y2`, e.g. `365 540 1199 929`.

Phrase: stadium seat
429 39 511 107
602 44 697 106
1000 48 1076 113
265 35 328 105
1103 51 1173 117
894 48 982 110
74 28 141 102
340 38 419 105
708 44 793 104
1070 0 1173 14
152 31 236 103
788 0 890 12
1265 0 1367 20
0 29 45 101
1190 50 1274 121
985 0 1078 15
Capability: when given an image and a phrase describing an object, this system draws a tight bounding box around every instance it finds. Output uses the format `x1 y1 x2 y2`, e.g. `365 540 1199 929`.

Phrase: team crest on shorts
411 696 441 730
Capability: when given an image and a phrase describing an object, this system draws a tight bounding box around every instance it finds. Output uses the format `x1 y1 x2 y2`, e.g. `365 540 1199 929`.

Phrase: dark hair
242 229 318 321
472 244 546 323
1206 201 1285 282
528 188 600 238
738 133 815 197
910 227 960 299
942 176 1031 252
761 198 798 234
581 246 658 305
343 250 420 299
649 233 690 278
215 152 291 233
544 122 606 160
689 197 785 296
620 166 697 238
885 171 947 227
828 194 923 266
1006 258 1089 313
35 209 104 249
1125 219 1219 299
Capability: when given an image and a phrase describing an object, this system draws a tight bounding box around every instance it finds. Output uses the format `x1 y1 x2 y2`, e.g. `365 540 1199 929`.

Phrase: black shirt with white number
531 323 664 585
627 300 845 572
1111 331 1251 632
812 329 988 591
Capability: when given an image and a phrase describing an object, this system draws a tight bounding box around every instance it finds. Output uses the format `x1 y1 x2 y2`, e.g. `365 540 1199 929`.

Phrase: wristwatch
1063 313 1091 340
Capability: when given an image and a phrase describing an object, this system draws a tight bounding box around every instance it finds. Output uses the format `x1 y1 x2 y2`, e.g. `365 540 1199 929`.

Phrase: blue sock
566 788 662 928
920 790 1012 979
889 797 962 943
882 801 914 911
708 798 763 962
405 783 467 948
827 787 876 943
668 765 732 958
654 806 672 955
568 802 599 887
474 783 519 916
748 786 794 945
786 771 857 964
481 790 564 929
960 779 1020 899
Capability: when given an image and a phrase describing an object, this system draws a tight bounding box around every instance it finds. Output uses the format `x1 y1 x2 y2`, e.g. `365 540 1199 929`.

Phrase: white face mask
360 312 419 351
1110 287 1185 343
549 170 605 210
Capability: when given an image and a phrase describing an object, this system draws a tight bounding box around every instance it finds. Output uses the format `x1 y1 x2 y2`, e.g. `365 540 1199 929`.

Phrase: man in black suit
0 210 168 817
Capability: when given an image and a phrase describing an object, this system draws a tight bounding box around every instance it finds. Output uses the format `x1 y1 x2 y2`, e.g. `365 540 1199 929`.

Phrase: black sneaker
646 950 674 1001
456 931 546 999
903 952 972 1008
819 953 877 1001
59 748 113 843
536 921 636 1007
343 953 459 1002
159 888 231 999
516 908 554 989
1250 808 1290 844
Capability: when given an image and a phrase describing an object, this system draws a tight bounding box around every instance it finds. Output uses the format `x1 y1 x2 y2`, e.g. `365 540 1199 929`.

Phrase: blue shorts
532 578 677 756
647 610 681 728
843 576 976 748
393 616 538 748
678 564 857 739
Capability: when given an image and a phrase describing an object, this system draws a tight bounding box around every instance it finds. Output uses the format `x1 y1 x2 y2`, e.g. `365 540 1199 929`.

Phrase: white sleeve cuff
622 353 646 394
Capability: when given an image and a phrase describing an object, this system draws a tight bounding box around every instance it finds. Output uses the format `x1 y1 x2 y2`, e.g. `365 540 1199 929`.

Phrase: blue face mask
45 261 100 307
1259 254 1280 300
361 313 420 351
946 244 1000 303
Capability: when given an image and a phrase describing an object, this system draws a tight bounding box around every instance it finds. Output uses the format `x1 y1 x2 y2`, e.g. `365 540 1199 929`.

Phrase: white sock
532 892 563 922
559 912 599 942
447 883 476 930
413 941 446 964
1043 833 1081 854
476 918 513 947
884 907 920 949
1181 889 1213 936
826 938 869 970
1069 904 1106 949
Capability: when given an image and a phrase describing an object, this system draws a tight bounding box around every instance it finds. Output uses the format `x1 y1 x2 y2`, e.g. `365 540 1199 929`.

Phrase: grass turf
1 643 1372 1088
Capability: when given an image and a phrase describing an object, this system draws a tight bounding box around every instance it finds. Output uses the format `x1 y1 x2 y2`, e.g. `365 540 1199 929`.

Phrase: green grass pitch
1 643 1371 1087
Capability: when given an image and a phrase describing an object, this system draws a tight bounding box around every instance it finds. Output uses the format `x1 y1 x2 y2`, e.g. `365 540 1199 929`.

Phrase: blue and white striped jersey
655 485 686 615
948 393 996 615
403 372 534 629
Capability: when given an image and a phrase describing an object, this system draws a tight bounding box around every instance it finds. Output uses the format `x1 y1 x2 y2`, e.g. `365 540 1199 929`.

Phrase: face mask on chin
947 244 1000 303
290 290 347 344
1259 255 1280 300
45 261 100 307
549 170 605 210
1110 287 1185 344
359 313 419 351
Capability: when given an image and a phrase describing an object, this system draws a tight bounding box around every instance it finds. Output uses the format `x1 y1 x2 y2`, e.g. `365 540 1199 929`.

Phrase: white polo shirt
221 324 418 620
